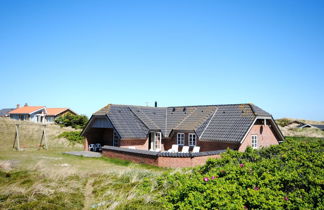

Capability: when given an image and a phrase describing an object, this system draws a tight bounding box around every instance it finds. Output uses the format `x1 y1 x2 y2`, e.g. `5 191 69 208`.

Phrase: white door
153 132 162 151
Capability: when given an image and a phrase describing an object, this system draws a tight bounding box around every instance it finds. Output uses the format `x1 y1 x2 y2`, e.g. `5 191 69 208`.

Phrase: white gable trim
240 116 283 144
240 117 257 144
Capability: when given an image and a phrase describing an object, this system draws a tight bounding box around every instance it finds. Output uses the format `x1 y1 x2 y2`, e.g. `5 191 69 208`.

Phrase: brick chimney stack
24 103 28 107
16 104 20 109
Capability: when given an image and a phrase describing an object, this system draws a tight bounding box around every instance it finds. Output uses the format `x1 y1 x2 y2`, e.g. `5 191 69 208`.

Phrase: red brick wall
84 138 89 151
119 139 149 150
102 148 221 168
164 132 238 152
102 149 159 166
164 133 195 152
162 138 174 151
197 141 239 152
239 123 279 152
158 155 221 168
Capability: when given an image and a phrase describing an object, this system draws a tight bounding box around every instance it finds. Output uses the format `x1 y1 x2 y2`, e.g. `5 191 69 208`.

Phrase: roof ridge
248 103 257 116
108 103 256 109
198 107 218 139
174 107 198 130
114 104 166 109
168 103 252 108
127 107 150 131
129 107 160 130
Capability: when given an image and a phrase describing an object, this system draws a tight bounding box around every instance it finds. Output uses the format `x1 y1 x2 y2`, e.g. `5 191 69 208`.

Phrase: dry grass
277 117 324 125
0 149 167 209
0 117 168 209
0 117 81 151
276 118 324 138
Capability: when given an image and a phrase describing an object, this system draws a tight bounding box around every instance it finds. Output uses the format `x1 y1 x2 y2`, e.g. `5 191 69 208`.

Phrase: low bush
58 131 84 145
55 114 88 129
157 137 324 209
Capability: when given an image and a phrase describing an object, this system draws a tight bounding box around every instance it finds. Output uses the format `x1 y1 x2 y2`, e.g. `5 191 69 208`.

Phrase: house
45 108 77 123
0 108 14 117
9 105 47 123
81 103 284 167
285 121 324 131
9 104 77 123
304 124 324 130
293 121 324 131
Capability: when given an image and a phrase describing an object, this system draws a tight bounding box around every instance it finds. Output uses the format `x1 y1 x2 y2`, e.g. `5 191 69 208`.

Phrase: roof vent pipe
155 101 157 107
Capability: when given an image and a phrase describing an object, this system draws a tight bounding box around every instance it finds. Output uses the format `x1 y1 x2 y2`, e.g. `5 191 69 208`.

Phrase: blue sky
1 0 323 120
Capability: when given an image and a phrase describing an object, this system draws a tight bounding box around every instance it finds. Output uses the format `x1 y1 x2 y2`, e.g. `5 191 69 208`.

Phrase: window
177 133 184 145
189 133 196 146
252 135 258 149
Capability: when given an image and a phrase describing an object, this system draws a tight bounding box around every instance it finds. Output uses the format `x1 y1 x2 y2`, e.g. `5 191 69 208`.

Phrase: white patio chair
95 143 102 152
192 146 200 153
168 144 179 152
181 146 189 153
88 144 95 151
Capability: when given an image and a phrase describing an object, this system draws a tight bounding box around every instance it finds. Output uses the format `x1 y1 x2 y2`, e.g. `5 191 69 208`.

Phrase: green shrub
58 131 84 145
55 114 88 129
158 138 324 209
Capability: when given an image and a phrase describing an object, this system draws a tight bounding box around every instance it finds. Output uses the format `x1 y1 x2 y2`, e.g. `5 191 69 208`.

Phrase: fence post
13 124 21 151
39 125 48 150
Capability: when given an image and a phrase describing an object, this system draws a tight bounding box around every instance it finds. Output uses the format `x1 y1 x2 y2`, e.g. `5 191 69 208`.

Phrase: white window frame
252 135 258 149
189 133 196 146
177 133 185 145
154 132 162 151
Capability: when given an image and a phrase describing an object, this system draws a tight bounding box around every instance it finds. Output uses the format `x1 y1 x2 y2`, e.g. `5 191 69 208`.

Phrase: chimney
24 103 28 107
154 101 157 107
16 104 20 109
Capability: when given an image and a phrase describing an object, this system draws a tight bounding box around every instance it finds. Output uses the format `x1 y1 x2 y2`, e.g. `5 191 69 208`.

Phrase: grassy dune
0 118 79 151
276 118 324 138
0 150 167 209
0 118 170 209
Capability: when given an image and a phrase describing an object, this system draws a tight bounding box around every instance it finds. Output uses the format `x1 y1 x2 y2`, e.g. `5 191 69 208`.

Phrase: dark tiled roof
0 108 14 116
87 103 274 142
249 104 271 116
310 124 324 130
199 104 255 142
107 105 149 139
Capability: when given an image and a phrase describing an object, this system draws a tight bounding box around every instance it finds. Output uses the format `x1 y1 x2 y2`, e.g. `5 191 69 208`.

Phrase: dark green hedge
157 137 324 209
55 114 88 129
58 131 84 145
